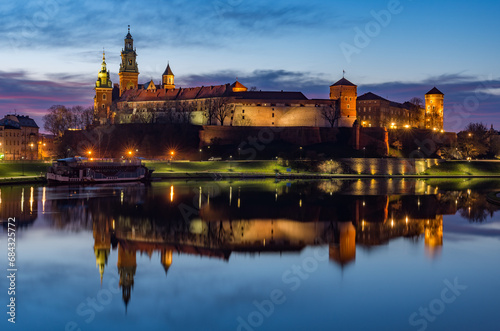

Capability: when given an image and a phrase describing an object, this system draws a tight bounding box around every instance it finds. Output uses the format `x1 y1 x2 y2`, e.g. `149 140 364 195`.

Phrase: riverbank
1 160 500 185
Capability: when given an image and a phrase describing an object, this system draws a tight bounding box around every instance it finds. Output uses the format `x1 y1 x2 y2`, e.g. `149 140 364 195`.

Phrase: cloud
3 0 354 52
0 70 93 128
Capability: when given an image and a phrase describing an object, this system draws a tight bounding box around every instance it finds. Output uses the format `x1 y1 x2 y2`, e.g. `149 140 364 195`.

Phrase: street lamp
299 146 303 160
170 150 175 171
199 148 202 162
229 155 232 170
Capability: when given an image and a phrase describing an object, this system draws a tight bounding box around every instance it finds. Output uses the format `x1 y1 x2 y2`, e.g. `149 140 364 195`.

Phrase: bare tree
43 105 74 137
409 97 424 128
203 98 218 125
213 97 234 126
321 102 340 127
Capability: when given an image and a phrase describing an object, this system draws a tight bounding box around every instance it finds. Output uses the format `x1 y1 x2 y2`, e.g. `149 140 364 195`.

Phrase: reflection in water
78 179 459 309
8 179 498 312
0 186 38 227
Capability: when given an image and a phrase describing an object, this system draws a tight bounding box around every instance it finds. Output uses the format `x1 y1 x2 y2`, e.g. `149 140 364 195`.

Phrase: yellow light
87 150 92 155
170 151 174 156
170 185 174 202
128 151 132 155
404 125 410 129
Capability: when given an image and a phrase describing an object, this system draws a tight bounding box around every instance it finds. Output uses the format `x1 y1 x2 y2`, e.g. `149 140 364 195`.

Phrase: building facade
357 88 444 131
0 115 39 160
94 28 444 132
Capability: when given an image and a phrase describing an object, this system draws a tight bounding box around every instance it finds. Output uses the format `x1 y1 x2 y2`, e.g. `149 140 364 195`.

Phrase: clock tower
118 25 139 96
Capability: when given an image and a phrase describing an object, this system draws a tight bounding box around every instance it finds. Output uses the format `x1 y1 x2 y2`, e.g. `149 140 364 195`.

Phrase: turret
162 63 175 90
425 87 444 131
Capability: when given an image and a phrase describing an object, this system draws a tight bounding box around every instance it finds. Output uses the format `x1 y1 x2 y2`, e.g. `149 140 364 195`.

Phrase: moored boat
46 157 153 184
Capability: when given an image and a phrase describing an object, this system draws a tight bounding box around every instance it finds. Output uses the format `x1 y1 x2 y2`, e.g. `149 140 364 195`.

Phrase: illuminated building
117 244 137 309
425 87 444 131
93 217 111 285
93 51 114 125
93 27 444 132
94 27 357 128
0 115 39 160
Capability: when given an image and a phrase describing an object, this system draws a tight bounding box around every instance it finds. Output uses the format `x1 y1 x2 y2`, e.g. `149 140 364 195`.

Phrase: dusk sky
1 0 499 132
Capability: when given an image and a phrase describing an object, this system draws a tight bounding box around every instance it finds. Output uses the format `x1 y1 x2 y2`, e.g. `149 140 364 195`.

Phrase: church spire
162 62 175 90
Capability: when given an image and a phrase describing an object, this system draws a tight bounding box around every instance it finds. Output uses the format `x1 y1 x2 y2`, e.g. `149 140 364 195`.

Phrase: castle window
102 105 105 109
242 109 245 113
242 116 245 120
347 104 350 109
102 94 106 100
345 97 347 101
272 122 275 125
350 97 352 101
272 113 275 118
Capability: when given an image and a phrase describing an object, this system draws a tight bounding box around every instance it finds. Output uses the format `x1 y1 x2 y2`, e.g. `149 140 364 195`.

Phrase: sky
0 0 499 132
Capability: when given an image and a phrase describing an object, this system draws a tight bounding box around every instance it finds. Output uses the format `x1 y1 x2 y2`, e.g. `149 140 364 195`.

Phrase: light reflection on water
1 179 500 331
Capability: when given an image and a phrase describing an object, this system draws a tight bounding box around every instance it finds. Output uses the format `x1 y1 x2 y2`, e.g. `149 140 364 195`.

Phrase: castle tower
330 77 357 126
425 87 444 131
162 63 175 90
425 215 443 259
119 25 139 96
93 217 111 285
94 51 113 124
117 243 137 309
329 222 356 267
160 249 173 277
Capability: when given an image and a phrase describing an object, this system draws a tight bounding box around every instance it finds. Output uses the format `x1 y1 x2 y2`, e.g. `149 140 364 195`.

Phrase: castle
94 27 444 131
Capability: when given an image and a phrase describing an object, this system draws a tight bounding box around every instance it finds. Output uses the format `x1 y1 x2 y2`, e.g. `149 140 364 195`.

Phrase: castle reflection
83 179 481 308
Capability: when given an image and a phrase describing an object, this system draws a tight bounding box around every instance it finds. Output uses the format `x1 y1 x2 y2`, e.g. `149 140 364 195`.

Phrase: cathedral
94 27 443 131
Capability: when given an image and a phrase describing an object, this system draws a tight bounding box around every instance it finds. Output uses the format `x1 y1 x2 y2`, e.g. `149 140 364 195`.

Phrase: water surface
1 179 500 331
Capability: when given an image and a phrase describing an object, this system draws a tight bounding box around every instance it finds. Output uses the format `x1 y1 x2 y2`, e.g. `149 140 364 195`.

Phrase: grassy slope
423 161 500 176
0 162 48 177
146 161 291 175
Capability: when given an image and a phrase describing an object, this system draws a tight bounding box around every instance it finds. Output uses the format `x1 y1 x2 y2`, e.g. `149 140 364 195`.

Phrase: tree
457 122 491 159
203 99 217 125
321 102 340 127
204 98 233 125
409 97 424 127
213 97 234 126
43 105 74 137
71 106 94 129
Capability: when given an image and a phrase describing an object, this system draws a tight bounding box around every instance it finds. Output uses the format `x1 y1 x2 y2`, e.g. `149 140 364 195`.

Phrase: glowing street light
170 150 175 171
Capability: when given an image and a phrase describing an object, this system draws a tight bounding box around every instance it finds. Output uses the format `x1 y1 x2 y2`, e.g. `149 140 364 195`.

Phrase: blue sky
0 0 499 132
